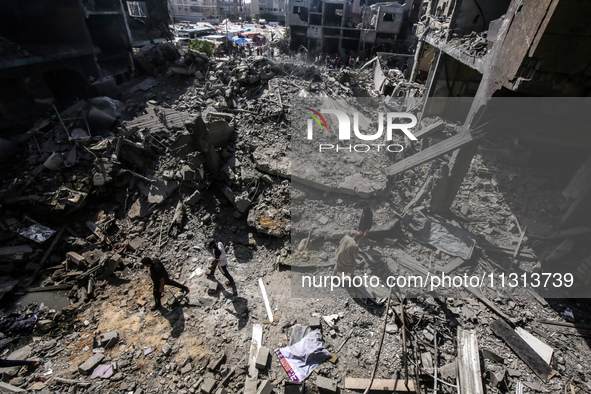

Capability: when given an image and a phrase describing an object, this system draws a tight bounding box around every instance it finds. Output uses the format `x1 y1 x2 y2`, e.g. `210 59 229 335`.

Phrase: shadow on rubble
224 296 250 330
162 305 185 338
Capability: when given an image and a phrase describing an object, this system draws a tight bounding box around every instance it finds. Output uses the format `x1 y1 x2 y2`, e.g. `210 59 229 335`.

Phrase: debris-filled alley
1 0 591 393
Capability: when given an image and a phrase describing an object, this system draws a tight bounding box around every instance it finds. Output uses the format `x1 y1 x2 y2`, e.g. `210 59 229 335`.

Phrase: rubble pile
448 31 489 57
0 45 589 394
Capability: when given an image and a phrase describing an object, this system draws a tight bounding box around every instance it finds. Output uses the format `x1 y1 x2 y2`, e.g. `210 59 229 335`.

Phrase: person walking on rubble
355 200 373 238
333 232 363 278
355 200 377 249
206 238 235 286
141 257 189 310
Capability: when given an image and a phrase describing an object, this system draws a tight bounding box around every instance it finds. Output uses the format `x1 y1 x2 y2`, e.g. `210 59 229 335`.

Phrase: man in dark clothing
141 257 189 310
356 201 373 237
206 238 235 286
355 201 376 249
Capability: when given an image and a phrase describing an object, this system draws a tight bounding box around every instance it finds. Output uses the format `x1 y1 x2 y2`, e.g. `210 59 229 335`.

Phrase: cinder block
207 280 219 295
255 346 270 370
315 376 337 393
98 331 119 349
309 317 321 328
78 353 105 376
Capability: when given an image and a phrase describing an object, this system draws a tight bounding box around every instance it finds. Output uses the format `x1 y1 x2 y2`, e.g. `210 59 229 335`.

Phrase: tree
189 39 215 57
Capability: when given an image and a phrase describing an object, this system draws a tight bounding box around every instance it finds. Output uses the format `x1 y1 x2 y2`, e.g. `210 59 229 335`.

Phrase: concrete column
418 49 442 124
430 141 478 215
408 38 423 82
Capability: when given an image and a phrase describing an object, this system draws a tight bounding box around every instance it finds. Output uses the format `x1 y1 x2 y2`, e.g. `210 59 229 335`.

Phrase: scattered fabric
274 327 331 382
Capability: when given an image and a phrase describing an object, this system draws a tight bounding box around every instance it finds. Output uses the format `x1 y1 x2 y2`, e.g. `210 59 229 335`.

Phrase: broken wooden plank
514 327 553 365
386 132 473 177
536 319 591 331
244 323 263 394
344 378 415 392
463 286 513 323
439 257 467 274
457 328 484 394
387 252 429 276
490 319 554 381
526 288 548 307
258 278 277 323
25 283 73 293
478 244 537 260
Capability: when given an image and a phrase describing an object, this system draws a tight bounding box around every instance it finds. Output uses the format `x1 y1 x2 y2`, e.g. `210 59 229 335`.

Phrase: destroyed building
0 0 171 132
170 0 245 23
251 0 287 24
287 0 421 57
0 0 590 393
404 0 591 225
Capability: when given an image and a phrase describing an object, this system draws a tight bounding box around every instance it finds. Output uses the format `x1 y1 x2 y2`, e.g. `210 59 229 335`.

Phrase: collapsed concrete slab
253 147 291 179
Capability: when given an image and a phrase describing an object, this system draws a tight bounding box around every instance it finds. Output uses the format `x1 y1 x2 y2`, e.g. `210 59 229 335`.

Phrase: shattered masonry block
255 346 270 370
99 331 119 349
208 354 226 372
98 331 119 349
315 376 337 393
256 380 273 394
162 344 172 357
309 317 321 328
79 353 105 375
201 378 217 394
207 280 219 294
180 362 193 375
235 194 251 214
128 237 145 251
185 190 202 206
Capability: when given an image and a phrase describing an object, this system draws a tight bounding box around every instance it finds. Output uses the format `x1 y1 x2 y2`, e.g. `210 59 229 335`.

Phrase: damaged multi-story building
287 0 422 57
251 0 286 24
0 0 170 133
397 0 591 228
169 0 245 23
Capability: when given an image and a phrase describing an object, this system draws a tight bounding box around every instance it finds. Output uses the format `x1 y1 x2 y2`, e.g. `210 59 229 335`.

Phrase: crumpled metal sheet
17 224 56 243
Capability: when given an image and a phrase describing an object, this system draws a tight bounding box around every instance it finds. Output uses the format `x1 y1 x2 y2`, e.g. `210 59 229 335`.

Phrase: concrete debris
0 19 587 394
78 353 105 376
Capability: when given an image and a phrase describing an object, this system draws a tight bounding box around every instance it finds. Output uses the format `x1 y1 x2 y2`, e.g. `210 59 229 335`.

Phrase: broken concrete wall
375 5 404 34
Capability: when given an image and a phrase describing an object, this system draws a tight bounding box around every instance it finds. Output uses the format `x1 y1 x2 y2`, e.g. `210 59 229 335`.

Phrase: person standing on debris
355 201 373 238
355 200 376 249
333 232 363 278
206 238 235 286
141 257 189 310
